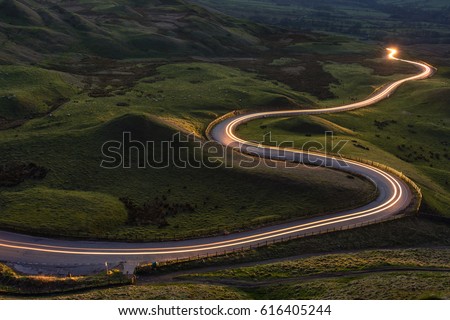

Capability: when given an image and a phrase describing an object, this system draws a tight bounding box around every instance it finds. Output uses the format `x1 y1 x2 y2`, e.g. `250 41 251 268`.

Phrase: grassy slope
184 248 450 280
181 248 450 299
0 65 79 120
0 61 314 136
53 283 249 300
10 271 446 300
253 271 450 300
0 263 129 295
132 62 313 134
42 271 449 299
0 0 272 63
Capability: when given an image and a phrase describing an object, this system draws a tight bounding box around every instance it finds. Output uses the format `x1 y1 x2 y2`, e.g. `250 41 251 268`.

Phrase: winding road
0 49 434 274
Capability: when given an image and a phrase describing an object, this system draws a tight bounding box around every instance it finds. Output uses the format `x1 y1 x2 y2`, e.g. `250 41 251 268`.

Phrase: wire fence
0 276 131 296
342 155 422 213
136 213 410 273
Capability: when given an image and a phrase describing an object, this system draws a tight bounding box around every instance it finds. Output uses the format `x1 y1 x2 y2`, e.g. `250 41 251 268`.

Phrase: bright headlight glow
386 48 398 59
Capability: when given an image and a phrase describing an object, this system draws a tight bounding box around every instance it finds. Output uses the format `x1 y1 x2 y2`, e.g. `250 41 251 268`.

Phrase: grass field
52 283 249 300
251 271 450 300
183 248 450 280
179 248 450 299
132 62 313 134
38 271 448 299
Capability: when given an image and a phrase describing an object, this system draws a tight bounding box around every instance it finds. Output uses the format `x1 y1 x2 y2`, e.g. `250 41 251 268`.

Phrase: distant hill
0 0 275 63
193 0 450 45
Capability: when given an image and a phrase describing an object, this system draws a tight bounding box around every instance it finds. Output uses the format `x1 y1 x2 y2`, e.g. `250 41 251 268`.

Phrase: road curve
0 49 434 272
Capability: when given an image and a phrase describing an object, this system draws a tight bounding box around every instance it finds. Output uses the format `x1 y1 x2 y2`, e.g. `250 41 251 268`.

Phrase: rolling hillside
0 0 274 63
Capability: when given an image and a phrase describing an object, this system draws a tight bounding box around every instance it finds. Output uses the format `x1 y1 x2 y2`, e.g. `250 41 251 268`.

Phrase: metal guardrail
204 110 245 140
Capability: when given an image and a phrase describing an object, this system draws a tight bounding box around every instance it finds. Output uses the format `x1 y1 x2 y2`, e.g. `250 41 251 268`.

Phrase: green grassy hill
0 65 79 122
